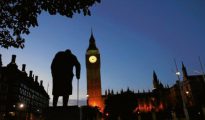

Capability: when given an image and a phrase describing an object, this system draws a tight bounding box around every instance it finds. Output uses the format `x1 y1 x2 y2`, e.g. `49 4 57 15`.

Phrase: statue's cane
77 78 79 106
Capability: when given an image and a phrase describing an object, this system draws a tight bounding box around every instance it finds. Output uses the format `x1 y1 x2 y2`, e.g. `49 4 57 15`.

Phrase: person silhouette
51 49 80 107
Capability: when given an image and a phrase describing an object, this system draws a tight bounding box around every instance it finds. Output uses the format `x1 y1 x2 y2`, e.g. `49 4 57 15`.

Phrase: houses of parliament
86 33 205 119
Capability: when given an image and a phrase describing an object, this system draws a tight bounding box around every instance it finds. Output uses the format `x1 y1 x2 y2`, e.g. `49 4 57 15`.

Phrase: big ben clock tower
86 33 104 111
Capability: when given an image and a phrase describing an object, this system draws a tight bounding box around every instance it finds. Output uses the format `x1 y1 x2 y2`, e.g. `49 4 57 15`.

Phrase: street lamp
86 95 89 105
18 103 26 120
176 72 180 76
175 71 189 120
19 103 24 109
173 59 189 120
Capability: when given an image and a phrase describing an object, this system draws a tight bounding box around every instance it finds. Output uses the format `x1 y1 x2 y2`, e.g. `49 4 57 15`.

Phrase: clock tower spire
87 32 99 52
86 32 104 111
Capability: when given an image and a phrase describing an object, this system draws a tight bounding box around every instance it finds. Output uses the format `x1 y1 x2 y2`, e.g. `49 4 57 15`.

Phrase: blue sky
1 0 205 105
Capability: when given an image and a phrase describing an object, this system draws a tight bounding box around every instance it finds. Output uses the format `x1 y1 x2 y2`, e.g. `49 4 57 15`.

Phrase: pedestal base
45 106 80 120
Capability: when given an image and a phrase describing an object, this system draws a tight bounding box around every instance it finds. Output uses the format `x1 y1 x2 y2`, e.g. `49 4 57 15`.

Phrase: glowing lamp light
185 91 189 94
19 103 24 109
176 72 180 76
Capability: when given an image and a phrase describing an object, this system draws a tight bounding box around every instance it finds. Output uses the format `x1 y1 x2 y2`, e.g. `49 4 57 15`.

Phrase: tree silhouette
0 0 100 48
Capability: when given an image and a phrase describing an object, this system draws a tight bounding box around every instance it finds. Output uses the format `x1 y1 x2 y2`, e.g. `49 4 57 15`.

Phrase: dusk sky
1 0 205 105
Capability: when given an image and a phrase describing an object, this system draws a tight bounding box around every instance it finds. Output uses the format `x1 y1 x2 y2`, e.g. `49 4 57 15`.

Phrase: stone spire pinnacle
182 62 188 80
87 31 98 51
153 70 159 89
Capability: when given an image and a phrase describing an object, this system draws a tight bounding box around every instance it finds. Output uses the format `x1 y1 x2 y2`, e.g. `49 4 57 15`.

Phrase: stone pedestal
45 106 80 120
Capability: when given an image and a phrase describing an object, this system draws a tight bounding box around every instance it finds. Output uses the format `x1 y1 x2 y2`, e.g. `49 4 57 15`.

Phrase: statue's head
65 49 72 54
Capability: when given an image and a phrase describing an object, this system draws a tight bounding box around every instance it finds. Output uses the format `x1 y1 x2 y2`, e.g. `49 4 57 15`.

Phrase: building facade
169 63 205 119
0 54 49 120
103 72 170 120
85 34 205 119
85 33 168 115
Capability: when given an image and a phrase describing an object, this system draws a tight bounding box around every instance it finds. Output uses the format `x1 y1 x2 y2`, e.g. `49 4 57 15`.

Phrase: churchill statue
51 49 81 107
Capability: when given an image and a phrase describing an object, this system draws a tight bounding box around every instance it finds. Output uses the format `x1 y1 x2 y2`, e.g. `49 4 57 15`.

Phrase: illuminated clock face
89 56 97 63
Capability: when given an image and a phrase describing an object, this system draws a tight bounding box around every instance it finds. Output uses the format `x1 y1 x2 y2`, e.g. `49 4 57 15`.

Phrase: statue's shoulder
56 51 65 56
54 51 66 59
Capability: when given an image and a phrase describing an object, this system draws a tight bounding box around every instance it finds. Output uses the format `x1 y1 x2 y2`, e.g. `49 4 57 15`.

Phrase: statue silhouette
51 49 81 107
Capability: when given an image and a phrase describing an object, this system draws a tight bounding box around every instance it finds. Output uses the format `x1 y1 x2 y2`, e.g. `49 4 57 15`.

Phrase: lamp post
86 95 89 106
18 103 25 120
174 59 189 120
198 57 205 83
198 56 205 120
